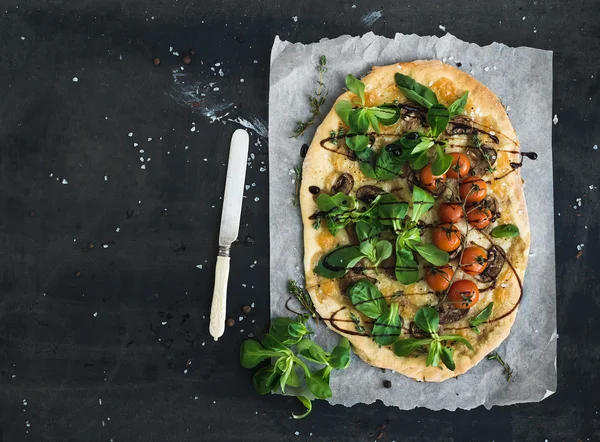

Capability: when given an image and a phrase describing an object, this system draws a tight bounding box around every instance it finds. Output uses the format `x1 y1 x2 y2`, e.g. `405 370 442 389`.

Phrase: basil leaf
348 279 387 319
431 145 453 176
427 104 450 138
345 74 365 105
373 302 403 346
345 134 369 152
426 340 441 367
252 365 280 395
306 373 332 399
409 150 429 170
292 396 313 419
439 334 474 350
395 73 439 109
366 111 380 133
448 91 469 117
469 302 494 332
314 246 365 278
328 337 351 369
414 307 440 334
393 338 432 357
439 346 456 370
411 185 435 222
349 109 370 133
372 105 400 125
355 148 378 179
377 193 409 226
240 340 284 368
412 243 449 266
375 146 406 180
395 246 419 285
491 224 520 238
336 100 353 126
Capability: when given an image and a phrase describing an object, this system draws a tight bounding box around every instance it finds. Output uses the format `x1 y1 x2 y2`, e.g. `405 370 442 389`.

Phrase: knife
209 129 250 341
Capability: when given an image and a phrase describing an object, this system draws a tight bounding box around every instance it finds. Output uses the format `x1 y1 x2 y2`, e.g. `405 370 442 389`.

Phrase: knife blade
209 129 249 341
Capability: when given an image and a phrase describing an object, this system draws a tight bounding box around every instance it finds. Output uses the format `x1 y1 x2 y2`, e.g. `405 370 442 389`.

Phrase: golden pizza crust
300 60 530 382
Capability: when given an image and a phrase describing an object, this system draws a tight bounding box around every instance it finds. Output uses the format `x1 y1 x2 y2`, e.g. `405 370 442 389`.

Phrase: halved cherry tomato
447 153 471 179
419 164 446 192
448 280 480 309
467 206 492 229
460 246 488 275
424 265 454 291
432 223 462 252
438 202 464 223
459 176 487 203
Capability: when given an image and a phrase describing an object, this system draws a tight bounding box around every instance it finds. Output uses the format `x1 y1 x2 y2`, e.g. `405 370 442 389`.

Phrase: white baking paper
268 32 556 410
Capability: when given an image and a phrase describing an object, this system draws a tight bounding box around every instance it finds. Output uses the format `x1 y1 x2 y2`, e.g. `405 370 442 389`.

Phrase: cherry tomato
467 206 492 229
424 265 454 291
419 164 446 192
460 246 488 275
448 280 480 309
438 203 464 223
447 153 471 179
432 223 462 252
459 176 487 203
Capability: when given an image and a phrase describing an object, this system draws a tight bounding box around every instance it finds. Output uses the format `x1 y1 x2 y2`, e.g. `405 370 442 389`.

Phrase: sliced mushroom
437 303 470 324
339 270 377 295
480 195 500 222
409 321 430 339
448 242 464 261
467 144 498 176
406 170 446 197
356 185 385 203
332 173 355 195
345 223 359 246
446 117 476 136
478 245 506 282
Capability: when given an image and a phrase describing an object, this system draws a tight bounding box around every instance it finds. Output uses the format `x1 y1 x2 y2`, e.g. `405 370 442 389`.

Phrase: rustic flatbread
300 60 530 382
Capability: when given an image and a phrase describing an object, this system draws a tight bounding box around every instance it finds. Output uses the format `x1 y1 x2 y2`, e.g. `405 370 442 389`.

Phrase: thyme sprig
287 280 318 319
487 351 513 381
293 55 327 138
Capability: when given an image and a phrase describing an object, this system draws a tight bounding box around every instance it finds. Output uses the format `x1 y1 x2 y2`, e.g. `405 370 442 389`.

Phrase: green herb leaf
374 146 406 180
306 374 332 399
269 317 310 345
345 74 366 105
356 148 378 179
395 246 419 285
372 302 403 346
393 338 433 356
373 240 393 266
349 108 370 133
240 340 284 368
411 186 435 222
297 339 329 364
448 91 469 117
377 193 409 226
411 138 435 155
414 307 440 334
292 396 313 419
439 334 474 350
431 144 453 176
286 367 301 387
366 111 380 133
261 333 290 353
313 365 333 383
314 246 365 278
399 132 426 150
345 134 369 152
439 346 456 370
336 100 353 126
395 73 439 109
347 280 387 319
412 243 449 266
278 355 295 393
490 224 520 238
426 340 441 367
328 338 351 369
469 302 494 333
252 365 280 395
373 104 401 125
427 104 450 138
409 150 429 170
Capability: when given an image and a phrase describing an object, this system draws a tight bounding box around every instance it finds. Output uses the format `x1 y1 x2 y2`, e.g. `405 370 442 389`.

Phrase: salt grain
93 312 98 317
553 114 559 125
72 77 79 82
62 179 68 184
196 264 203 269
128 132 133 137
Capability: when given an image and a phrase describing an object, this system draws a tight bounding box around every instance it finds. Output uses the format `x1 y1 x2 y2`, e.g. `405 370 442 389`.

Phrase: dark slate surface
0 1 598 441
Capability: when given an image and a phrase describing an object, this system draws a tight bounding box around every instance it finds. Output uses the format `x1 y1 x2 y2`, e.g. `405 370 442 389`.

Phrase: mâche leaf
347 279 387 319
240 340 284 368
306 374 332 399
439 334 474 350
395 246 419 285
372 302 403 346
393 338 433 356
314 246 365 278
252 366 280 395
448 91 469 117
412 242 449 266
414 307 440 334
469 302 494 333
427 104 450 138
431 144 453 176
328 338 351 369
345 74 366 105
293 396 313 419
345 134 369 152
374 145 406 180
411 185 435 222
377 193 409 226
348 108 370 133
439 346 456 370
409 150 429 170
395 73 439 109
491 224 520 238
426 340 441 366
335 100 353 126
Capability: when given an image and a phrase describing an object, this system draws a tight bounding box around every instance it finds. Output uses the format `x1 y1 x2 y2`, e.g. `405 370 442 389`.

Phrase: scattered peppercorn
226 318 235 327
74 271 82 277
152 58 161 66
182 55 192 65
190 48 196 55
383 380 392 388
242 305 252 314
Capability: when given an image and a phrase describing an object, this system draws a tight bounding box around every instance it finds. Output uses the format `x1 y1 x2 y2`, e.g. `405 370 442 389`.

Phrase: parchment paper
268 32 556 410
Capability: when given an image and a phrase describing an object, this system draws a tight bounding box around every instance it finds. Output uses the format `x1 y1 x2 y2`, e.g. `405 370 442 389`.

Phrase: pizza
300 60 532 382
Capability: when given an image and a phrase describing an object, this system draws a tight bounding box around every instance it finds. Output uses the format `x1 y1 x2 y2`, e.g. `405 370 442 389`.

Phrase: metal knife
209 129 249 341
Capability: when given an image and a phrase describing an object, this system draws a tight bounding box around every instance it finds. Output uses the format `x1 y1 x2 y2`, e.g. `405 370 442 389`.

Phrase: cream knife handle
209 254 230 341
